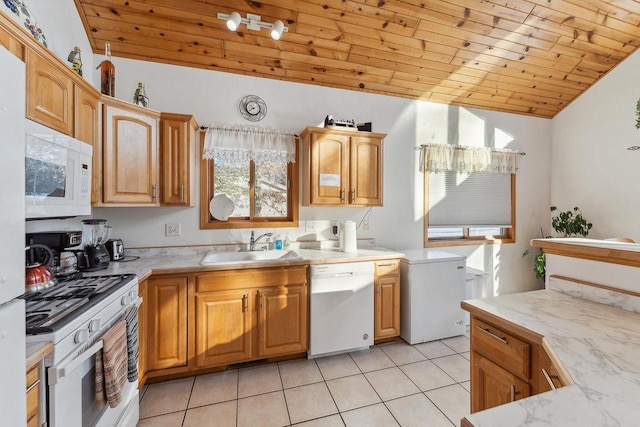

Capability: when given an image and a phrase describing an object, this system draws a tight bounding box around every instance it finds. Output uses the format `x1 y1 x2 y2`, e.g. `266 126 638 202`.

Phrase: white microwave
25 120 92 219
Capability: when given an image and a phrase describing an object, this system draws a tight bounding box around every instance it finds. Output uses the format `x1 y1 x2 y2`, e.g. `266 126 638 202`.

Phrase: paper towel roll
341 220 357 253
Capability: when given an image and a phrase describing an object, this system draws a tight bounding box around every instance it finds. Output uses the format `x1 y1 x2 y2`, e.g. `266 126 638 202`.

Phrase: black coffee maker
26 231 83 278
80 219 111 271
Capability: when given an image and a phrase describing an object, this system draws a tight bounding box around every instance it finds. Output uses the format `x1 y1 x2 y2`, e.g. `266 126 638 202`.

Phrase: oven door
48 336 139 427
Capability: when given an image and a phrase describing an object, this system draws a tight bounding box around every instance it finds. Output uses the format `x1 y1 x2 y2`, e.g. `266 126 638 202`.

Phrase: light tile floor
137 335 471 427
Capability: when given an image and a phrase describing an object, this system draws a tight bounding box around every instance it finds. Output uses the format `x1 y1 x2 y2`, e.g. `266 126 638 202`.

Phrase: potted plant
523 206 593 281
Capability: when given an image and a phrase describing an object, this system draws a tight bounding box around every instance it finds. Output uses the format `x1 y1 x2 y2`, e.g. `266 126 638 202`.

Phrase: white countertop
463 289 640 426
90 247 405 280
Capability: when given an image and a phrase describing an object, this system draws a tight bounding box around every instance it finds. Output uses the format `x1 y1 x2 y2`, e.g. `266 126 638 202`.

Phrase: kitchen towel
124 306 139 382
95 320 128 408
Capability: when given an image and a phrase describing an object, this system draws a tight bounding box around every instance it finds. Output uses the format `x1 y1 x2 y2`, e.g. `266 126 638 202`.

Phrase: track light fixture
217 12 288 40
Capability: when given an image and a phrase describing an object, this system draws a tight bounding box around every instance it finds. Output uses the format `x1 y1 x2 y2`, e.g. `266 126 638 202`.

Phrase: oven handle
48 340 103 386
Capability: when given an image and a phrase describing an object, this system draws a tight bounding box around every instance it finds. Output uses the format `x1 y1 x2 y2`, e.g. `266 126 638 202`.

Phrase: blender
80 219 111 271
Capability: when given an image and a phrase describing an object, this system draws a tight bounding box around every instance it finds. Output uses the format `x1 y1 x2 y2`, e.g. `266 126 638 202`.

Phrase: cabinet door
538 347 565 393
25 50 74 134
374 275 400 340
471 352 530 413
160 113 197 205
350 136 382 205
73 86 101 204
146 276 188 371
308 132 349 205
196 290 253 367
257 284 308 357
103 102 159 205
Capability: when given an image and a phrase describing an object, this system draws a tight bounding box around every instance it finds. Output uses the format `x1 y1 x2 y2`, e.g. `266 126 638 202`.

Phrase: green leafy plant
523 206 593 281
636 99 640 129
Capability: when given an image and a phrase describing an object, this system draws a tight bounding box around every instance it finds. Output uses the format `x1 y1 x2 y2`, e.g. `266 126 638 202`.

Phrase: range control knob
74 329 90 344
88 319 101 333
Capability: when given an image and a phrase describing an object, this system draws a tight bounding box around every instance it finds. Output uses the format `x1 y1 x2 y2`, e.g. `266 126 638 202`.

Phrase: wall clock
239 95 267 121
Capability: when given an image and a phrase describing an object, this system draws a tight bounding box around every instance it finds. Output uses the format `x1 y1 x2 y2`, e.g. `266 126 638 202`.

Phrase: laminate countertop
462 289 640 426
91 247 405 281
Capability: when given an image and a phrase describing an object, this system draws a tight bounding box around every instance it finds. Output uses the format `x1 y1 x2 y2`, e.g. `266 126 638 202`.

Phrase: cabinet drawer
196 266 307 293
26 365 38 388
471 318 530 380
374 260 399 277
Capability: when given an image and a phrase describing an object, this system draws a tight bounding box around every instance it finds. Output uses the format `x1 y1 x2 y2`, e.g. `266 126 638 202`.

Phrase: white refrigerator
0 45 27 426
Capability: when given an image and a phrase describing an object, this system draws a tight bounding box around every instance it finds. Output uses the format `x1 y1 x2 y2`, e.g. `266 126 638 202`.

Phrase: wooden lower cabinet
146 276 188 372
257 284 308 357
467 314 566 415
194 266 308 369
195 289 253 367
26 364 39 427
471 352 531 412
374 260 400 341
141 266 309 383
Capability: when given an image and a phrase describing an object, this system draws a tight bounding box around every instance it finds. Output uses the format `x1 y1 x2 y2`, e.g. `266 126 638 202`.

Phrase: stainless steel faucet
250 231 273 251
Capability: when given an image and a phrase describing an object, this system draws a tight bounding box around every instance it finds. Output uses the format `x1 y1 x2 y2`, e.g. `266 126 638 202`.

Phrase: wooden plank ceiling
73 0 640 118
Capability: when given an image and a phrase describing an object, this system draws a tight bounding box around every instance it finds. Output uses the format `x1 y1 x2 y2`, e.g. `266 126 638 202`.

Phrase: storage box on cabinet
300 126 385 206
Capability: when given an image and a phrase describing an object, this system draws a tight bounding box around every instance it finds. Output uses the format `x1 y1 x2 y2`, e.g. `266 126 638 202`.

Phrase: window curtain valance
419 143 520 174
203 125 296 165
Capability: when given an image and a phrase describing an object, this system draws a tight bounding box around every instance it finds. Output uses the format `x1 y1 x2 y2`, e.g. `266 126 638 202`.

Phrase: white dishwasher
308 261 374 358
400 249 467 344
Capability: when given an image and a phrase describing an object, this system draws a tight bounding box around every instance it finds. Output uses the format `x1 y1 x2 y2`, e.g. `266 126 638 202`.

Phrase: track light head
270 20 285 40
226 11 241 31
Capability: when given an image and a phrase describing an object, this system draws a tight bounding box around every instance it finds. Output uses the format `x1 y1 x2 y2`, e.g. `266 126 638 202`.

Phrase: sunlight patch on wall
459 108 486 147
494 127 515 149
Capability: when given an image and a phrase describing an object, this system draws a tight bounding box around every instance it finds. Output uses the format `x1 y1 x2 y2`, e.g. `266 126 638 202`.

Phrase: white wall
24 0 552 295
552 49 640 242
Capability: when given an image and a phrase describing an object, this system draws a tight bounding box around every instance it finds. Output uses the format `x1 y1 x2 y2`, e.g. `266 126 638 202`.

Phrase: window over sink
199 128 299 229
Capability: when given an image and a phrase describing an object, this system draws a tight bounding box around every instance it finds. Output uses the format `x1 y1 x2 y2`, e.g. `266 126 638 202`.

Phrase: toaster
106 239 124 261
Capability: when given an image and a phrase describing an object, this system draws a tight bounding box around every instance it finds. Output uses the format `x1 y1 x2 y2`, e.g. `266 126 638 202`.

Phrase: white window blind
428 171 512 228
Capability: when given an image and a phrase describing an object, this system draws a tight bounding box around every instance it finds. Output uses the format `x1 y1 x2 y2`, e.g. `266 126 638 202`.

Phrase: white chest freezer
399 249 467 344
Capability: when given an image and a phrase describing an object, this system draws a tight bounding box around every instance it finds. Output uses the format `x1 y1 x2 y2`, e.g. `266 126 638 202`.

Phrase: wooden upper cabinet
25 49 73 135
73 86 99 146
300 126 385 206
102 98 160 205
160 113 198 206
0 24 24 60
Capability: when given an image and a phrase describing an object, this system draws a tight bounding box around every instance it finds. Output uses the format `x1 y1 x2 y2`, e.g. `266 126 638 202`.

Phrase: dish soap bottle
133 82 149 107
97 42 115 96
283 233 291 249
274 235 283 250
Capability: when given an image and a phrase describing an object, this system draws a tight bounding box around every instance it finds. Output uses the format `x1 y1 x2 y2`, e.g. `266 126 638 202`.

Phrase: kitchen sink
200 250 303 265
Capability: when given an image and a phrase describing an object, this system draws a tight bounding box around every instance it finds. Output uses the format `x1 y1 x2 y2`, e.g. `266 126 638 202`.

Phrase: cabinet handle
541 368 557 390
242 294 248 313
377 262 394 267
259 293 264 310
476 326 508 345
26 378 40 393
350 189 356 202
510 384 516 402
180 183 184 201
340 189 346 202
152 184 157 201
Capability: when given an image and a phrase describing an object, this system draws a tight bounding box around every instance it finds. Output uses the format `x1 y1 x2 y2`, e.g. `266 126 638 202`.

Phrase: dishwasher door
309 261 374 358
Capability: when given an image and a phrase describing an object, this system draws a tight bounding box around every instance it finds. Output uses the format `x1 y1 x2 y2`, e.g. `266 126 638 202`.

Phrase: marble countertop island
463 287 640 426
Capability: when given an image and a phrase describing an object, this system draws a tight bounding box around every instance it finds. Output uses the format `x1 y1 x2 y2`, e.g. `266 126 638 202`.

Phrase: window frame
199 133 299 229
424 172 516 247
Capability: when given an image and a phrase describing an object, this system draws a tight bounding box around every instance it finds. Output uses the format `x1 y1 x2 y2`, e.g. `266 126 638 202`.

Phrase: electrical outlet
363 219 369 230
165 223 181 236
305 221 316 232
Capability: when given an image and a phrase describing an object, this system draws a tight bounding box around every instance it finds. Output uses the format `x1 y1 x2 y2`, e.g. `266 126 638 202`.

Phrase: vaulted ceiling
73 0 640 118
